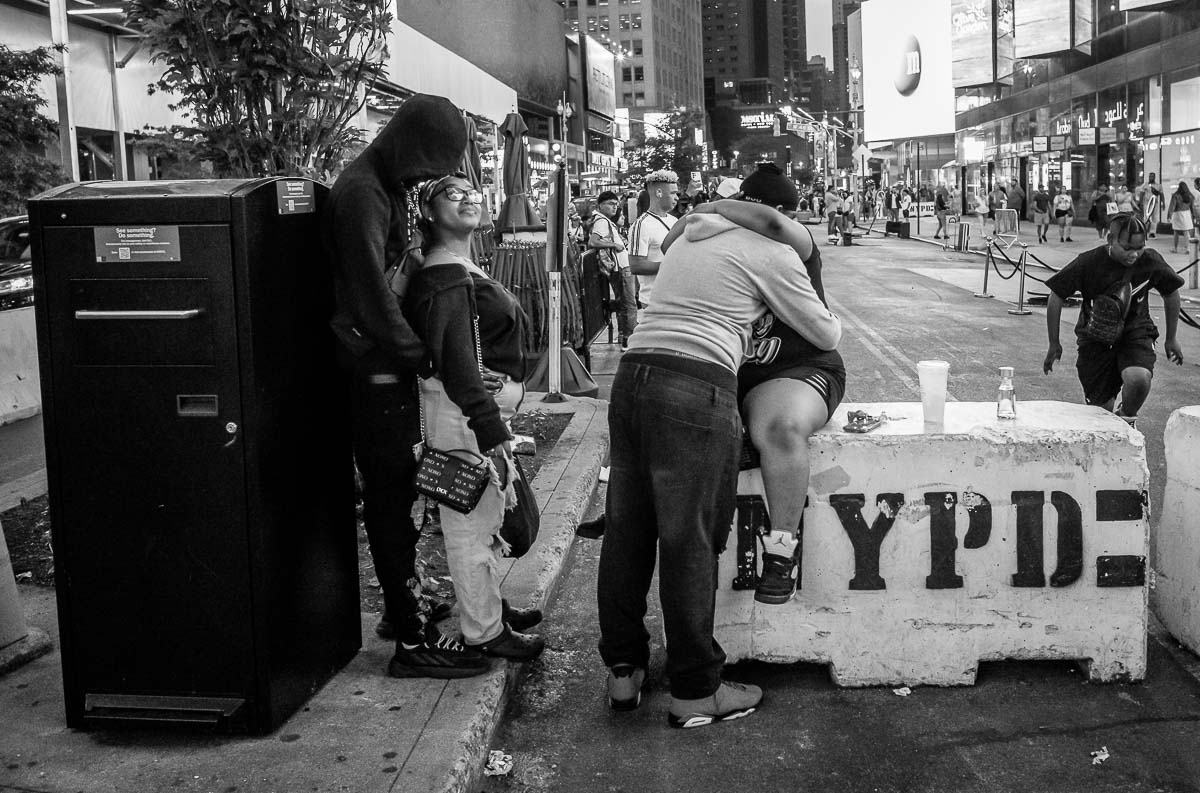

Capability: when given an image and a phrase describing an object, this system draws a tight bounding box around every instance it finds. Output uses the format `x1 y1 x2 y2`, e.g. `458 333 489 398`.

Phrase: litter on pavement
484 749 514 777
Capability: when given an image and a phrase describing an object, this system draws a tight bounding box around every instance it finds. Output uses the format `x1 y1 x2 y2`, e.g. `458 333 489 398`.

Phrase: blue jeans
609 267 638 340
350 370 423 643
597 354 741 699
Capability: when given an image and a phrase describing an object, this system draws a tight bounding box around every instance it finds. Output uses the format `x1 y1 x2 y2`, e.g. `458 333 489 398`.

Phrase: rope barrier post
975 235 995 299
1008 243 1033 316
1191 236 1198 290
544 160 566 402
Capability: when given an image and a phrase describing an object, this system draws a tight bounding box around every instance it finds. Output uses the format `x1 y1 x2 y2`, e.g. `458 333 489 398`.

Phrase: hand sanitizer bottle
997 366 1017 419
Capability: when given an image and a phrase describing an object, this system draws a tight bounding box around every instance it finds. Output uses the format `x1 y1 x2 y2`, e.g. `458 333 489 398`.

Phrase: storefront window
1166 64 1200 134
1157 132 1200 195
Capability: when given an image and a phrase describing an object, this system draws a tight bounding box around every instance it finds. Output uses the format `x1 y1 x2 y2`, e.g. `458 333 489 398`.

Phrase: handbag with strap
1080 269 1134 347
413 308 492 514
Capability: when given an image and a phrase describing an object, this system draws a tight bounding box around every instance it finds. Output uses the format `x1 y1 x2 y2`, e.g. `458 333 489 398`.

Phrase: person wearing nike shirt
627 169 679 308
1043 214 1184 425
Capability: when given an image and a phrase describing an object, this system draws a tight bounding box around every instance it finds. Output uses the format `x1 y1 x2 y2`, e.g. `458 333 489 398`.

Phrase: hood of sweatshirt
366 94 468 191
680 213 742 242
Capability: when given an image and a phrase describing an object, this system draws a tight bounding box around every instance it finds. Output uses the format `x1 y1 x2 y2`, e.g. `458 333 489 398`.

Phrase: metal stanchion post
974 235 995 299
1191 236 1198 290
1008 243 1032 316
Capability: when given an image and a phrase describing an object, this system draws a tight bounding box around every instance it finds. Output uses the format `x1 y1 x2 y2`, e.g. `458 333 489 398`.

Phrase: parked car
0 215 33 311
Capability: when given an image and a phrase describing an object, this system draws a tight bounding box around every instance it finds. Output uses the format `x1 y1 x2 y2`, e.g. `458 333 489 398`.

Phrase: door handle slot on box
177 394 219 416
75 308 204 320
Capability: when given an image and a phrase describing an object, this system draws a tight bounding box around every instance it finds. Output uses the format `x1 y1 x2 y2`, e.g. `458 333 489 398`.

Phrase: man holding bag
1042 214 1183 426
590 190 637 349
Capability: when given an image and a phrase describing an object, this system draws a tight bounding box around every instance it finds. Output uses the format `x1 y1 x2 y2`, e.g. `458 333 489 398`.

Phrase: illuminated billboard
1120 0 1183 8
582 35 616 121
995 0 1014 86
862 0 955 141
1014 0 1073 58
1074 0 1093 53
951 0 995 88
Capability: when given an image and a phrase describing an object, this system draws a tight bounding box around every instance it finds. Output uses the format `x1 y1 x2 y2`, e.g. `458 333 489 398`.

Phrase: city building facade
955 1 1200 217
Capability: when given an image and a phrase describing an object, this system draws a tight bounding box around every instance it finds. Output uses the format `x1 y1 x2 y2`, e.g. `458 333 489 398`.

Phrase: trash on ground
484 749 514 777
15 571 32 582
892 686 912 697
1091 746 1110 765
599 466 610 483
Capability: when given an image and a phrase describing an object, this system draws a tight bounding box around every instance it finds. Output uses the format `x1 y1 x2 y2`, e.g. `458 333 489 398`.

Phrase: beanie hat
597 190 620 204
740 163 799 211
372 94 468 189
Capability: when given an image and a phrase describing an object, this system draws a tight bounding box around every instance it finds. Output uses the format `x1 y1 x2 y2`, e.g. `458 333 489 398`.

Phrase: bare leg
1118 366 1153 416
743 379 830 539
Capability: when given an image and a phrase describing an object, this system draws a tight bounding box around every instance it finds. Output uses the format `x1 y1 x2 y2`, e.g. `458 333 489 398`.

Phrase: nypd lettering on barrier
732 487 1146 593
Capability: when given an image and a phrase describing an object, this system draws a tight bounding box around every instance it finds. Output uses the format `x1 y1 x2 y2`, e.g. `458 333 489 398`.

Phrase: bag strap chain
415 278 485 455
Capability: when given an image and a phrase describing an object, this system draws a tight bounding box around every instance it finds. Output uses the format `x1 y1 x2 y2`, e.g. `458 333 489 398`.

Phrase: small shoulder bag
1080 269 1134 348
413 310 491 514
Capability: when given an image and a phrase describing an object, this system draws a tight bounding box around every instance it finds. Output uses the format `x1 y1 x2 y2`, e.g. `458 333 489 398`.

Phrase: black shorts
1075 326 1158 407
738 365 846 423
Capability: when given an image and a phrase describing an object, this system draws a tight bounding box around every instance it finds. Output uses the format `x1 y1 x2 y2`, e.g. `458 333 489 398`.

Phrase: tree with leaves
125 0 393 179
620 108 705 186
0 44 65 216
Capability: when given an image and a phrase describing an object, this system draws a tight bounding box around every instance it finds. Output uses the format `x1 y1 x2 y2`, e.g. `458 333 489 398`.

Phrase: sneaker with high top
388 623 490 679
607 664 648 711
754 530 801 605
668 681 762 729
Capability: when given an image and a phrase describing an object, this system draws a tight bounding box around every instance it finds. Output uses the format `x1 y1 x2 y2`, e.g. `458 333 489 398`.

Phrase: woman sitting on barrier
401 172 545 665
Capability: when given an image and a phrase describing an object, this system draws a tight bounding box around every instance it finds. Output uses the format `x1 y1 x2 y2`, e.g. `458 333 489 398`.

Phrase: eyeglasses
433 185 483 204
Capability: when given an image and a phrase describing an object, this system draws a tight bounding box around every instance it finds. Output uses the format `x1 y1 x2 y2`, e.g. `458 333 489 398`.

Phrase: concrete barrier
1152 406 1200 654
716 401 1149 686
0 307 41 426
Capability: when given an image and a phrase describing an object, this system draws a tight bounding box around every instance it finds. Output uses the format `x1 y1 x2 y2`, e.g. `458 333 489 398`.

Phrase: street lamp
850 58 863 194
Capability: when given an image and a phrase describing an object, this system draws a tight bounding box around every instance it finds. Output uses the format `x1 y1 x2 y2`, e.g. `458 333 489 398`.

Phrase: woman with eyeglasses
401 172 545 663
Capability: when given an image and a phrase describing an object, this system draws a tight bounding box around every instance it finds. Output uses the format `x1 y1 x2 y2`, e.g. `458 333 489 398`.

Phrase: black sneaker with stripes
388 623 490 679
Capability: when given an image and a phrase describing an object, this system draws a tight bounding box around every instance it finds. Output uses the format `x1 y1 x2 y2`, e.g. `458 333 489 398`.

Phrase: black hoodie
321 94 468 373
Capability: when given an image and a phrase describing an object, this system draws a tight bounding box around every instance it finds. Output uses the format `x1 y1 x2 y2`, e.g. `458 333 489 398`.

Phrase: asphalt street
481 228 1200 793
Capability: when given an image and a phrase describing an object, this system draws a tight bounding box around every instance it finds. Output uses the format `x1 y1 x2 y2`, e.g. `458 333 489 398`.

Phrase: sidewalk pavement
0 390 611 793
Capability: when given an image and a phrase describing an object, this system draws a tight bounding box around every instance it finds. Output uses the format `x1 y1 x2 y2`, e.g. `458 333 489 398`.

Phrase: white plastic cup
917 360 950 432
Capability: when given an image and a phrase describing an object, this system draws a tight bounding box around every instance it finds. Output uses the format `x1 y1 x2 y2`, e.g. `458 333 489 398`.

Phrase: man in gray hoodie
597 164 841 728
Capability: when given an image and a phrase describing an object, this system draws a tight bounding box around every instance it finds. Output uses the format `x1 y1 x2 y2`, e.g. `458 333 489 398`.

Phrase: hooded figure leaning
322 94 504 679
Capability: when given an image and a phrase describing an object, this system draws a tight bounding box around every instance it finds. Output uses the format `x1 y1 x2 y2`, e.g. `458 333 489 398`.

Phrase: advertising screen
861 0 955 141
995 0 1014 85
1074 0 1093 53
951 0 995 88
1120 0 1183 9
1014 0 1073 58
583 35 616 121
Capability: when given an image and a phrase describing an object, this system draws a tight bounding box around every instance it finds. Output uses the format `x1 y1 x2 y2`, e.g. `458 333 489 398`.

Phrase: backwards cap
739 163 799 211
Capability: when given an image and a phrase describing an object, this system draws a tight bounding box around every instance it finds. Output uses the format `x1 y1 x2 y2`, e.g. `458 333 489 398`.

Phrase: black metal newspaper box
27 179 359 733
